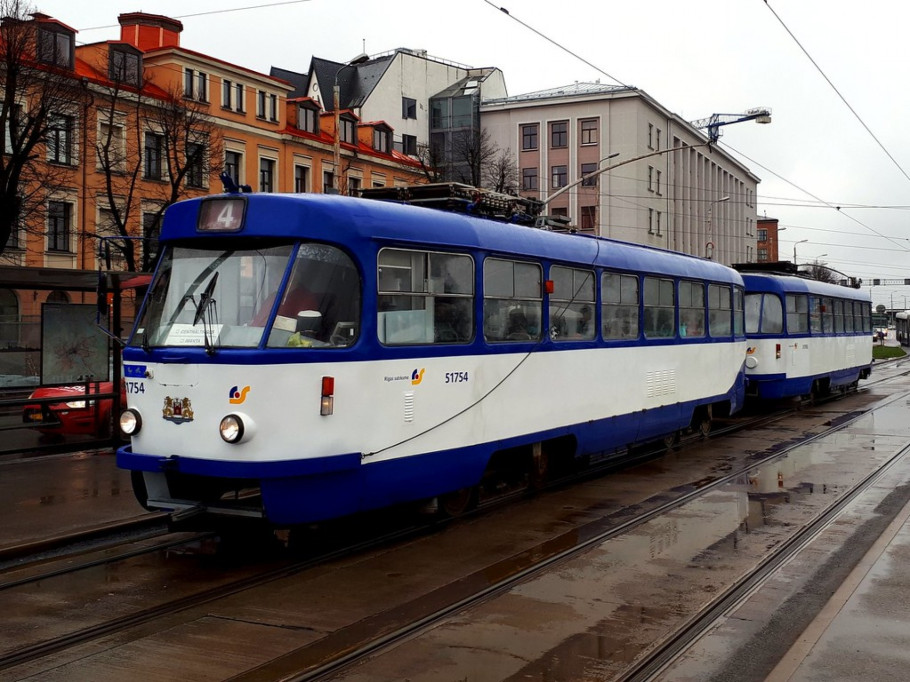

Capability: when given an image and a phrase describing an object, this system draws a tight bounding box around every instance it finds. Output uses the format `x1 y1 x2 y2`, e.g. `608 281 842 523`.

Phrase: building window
47 201 71 252
109 48 140 86
259 158 275 192
580 162 598 187
340 117 356 144
373 128 390 153
259 159 275 192
294 164 309 193
186 142 205 188
402 97 417 119
580 206 596 231
758 248 768 261
183 68 207 101
144 132 163 180
580 119 598 145
299 105 318 134
98 117 126 171
648 166 655 192
269 94 278 122
47 114 73 165
521 124 538 151
521 168 538 191
235 83 245 112
655 169 662 195
38 27 73 69
222 79 232 108
402 134 418 156
224 151 241 185
550 121 568 148
323 170 334 193
257 90 266 118
348 177 361 196
648 209 663 236
648 123 661 150
757 228 768 242
142 211 162 259
551 165 567 189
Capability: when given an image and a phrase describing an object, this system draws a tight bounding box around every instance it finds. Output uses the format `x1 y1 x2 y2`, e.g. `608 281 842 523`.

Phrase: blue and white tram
740 270 872 400
895 311 910 346
118 192 747 525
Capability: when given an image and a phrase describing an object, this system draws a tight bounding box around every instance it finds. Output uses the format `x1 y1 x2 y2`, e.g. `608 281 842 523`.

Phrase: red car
22 381 124 438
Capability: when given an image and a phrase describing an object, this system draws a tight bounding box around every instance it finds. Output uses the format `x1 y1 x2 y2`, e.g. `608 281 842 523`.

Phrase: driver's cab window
265 243 361 348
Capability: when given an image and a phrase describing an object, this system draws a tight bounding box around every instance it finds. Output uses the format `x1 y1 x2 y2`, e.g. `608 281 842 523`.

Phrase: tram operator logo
229 385 251 404
411 368 425 385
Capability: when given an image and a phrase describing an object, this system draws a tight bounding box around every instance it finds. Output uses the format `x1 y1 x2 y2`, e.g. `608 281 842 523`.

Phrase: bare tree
415 141 446 183
0 1 86 255
95 81 222 271
483 146 519 195
450 128 501 187
801 262 840 285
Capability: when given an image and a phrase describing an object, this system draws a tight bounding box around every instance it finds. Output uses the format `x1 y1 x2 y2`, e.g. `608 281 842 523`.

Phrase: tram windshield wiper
193 272 219 326
192 272 219 355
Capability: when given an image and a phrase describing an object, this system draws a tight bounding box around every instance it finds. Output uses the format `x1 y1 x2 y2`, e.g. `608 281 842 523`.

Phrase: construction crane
690 108 772 143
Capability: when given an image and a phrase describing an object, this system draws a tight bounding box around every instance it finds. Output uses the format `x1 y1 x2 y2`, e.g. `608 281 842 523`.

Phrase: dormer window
372 126 391 153
38 25 73 69
340 116 356 144
297 104 319 134
109 46 141 87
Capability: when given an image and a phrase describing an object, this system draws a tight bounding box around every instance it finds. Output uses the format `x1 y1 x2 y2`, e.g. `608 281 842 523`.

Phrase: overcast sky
36 0 910 309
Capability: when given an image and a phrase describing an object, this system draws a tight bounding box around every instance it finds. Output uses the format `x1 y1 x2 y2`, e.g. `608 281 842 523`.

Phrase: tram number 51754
445 371 469 384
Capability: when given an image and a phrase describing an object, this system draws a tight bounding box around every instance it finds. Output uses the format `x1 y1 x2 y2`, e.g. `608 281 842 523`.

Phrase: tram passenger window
550 265 595 341
602 272 639 340
809 296 823 334
377 248 474 345
643 276 674 339
844 300 855 333
734 287 745 336
483 258 542 342
746 293 782 334
821 297 834 333
859 301 872 333
787 294 809 334
678 280 705 338
708 284 732 337
834 300 845 334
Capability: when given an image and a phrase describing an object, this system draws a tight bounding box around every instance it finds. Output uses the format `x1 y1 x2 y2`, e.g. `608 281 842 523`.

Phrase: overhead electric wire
762 1 910 186
482 1 632 89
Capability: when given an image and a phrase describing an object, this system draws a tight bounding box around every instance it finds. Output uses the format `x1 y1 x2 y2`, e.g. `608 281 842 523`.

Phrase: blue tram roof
741 272 870 302
162 193 743 285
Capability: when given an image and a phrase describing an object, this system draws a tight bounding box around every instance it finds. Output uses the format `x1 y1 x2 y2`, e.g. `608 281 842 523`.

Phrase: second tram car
739 266 872 400
895 311 910 346
118 192 748 525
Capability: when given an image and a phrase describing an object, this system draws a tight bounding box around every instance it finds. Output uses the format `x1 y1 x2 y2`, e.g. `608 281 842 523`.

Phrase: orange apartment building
0 11 424 342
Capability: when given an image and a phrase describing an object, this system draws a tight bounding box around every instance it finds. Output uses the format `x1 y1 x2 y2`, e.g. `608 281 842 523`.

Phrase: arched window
47 291 70 304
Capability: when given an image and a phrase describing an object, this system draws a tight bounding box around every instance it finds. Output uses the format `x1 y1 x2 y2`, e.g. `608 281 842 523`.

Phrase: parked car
22 381 123 438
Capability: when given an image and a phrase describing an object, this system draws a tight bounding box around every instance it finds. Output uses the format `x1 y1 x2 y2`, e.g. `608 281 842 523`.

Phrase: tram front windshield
131 242 361 350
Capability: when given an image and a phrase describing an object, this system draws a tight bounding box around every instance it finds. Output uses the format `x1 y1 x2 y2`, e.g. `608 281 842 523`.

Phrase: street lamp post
793 239 808 263
332 53 369 194
705 195 730 259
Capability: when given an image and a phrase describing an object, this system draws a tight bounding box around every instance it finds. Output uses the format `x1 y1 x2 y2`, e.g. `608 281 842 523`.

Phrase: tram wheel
439 487 477 518
662 431 680 451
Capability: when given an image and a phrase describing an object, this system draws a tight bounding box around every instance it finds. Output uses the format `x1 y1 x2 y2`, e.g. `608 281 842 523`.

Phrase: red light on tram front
321 376 335 416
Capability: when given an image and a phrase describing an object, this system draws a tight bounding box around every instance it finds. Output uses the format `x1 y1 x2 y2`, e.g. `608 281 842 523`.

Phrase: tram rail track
3 368 908 679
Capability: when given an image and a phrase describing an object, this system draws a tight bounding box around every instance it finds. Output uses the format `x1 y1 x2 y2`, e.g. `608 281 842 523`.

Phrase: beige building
481 83 761 265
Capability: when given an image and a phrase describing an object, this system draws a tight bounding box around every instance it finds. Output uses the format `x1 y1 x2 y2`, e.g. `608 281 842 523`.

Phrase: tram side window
746 293 782 334
734 286 745 336
859 301 872 333
678 280 705 338
809 296 823 334
844 300 855 333
602 272 639 340
833 299 845 333
708 284 732 337
484 258 542 342
550 265 595 341
821 297 834 333
643 276 675 339
377 248 474 345
786 294 809 334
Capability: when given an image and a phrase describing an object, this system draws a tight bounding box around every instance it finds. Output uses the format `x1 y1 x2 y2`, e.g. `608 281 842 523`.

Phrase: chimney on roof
118 12 183 51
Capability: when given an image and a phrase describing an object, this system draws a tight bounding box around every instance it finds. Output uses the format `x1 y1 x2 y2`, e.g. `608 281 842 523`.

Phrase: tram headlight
220 412 256 444
120 409 142 436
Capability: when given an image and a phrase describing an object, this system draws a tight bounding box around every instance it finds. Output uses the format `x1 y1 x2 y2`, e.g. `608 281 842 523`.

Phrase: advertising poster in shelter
41 303 109 384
